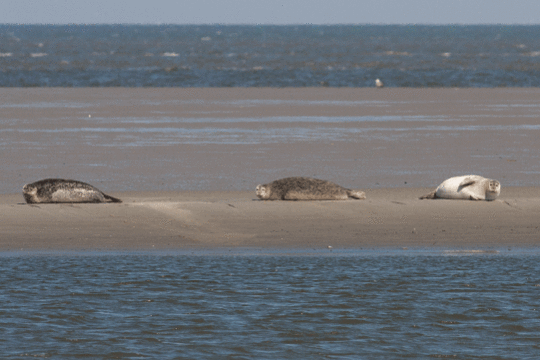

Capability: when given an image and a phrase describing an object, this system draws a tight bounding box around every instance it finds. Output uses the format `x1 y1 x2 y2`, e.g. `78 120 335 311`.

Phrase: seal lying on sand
256 177 366 201
23 178 122 204
419 175 500 201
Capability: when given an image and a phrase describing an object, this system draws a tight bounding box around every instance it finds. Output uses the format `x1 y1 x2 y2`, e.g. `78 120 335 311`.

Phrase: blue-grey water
2 251 540 358
1 24 540 87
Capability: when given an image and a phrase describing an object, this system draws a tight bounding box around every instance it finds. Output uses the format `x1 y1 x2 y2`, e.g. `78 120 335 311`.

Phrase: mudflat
1 88 540 194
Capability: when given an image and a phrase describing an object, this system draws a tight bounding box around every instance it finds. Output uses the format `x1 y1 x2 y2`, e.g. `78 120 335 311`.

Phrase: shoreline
2 187 539 252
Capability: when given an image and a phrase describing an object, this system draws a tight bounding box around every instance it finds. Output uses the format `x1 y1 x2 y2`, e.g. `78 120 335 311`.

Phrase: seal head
22 183 40 204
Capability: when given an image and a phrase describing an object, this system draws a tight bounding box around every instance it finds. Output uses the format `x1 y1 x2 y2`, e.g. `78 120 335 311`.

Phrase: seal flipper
102 193 122 203
347 189 366 200
458 178 476 189
419 190 437 200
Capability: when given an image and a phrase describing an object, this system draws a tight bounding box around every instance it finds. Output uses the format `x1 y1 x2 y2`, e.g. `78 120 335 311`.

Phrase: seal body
419 175 500 201
22 178 122 204
256 177 366 201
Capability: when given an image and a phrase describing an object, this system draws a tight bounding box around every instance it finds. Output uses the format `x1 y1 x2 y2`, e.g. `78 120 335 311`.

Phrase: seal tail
419 190 437 200
103 193 122 203
347 189 366 200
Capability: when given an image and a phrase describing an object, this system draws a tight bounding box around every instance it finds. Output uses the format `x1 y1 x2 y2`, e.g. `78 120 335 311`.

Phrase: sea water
1 251 540 358
1 24 540 87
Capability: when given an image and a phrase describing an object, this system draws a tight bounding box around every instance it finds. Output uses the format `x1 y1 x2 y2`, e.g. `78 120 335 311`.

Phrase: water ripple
1 254 540 358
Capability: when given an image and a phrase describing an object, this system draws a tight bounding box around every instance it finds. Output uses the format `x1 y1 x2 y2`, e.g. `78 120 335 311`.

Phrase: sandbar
2 88 540 251
2 187 539 251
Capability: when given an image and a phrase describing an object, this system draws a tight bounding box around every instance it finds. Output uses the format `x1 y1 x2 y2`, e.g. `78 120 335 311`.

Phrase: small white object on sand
375 78 384 88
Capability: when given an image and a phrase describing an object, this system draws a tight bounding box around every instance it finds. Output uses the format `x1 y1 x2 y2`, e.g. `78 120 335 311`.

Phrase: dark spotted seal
419 175 500 201
256 177 366 201
22 178 122 204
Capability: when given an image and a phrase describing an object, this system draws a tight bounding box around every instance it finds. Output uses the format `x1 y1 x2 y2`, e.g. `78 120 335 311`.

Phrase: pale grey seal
256 177 366 201
22 178 122 204
419 175 500 201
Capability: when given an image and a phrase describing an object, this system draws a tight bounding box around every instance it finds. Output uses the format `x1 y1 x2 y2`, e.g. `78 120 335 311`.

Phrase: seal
419 175 500 201
256 177 366 201
22 178 122 204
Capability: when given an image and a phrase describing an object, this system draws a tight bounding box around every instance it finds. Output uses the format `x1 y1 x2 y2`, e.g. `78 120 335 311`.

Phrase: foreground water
2 251 540 358
2 24 540 87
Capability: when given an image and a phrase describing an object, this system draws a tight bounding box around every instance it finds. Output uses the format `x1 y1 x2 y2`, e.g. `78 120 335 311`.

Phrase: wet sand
1 88 540 251
2 88 540 194
1 187 539 251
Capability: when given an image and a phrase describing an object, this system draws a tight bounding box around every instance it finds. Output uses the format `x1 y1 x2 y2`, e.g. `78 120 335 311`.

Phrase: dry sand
1 187 539 251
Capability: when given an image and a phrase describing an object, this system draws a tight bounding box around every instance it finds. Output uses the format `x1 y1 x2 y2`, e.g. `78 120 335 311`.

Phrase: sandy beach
1 88 540 251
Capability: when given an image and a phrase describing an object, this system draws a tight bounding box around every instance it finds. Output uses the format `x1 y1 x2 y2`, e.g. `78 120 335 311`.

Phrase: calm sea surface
1 251 540 358
1 24 540 87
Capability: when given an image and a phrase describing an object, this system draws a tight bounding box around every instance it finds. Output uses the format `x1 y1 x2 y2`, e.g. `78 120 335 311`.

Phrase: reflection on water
2 253 540 358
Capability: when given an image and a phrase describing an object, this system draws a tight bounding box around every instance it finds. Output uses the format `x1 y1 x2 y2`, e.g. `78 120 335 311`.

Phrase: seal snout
490 180 501 191
255 184 268 199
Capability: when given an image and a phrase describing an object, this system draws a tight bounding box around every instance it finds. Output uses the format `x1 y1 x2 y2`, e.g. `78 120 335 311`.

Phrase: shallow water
2 102 540 194
2 251 540 358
